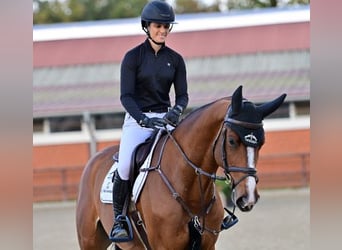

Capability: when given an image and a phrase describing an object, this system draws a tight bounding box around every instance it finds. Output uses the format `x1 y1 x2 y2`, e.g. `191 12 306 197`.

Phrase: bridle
163 118 260 186
141 109 262 235
218 119 260 189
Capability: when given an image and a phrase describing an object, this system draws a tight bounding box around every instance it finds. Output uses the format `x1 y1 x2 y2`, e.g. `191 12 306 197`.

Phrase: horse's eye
228 137 236 147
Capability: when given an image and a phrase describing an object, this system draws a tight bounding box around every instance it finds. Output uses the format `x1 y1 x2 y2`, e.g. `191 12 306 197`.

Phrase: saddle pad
100 162 117 203
100 130 163 204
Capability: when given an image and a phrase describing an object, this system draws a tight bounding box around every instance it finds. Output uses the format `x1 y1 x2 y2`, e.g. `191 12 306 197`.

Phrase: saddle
131 129 161 181
113 129 163 185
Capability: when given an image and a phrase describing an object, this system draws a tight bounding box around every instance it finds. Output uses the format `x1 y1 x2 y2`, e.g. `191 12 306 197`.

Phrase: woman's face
148 22 170 43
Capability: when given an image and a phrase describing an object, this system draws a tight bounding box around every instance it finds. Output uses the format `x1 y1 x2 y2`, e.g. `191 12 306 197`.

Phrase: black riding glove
139 114 167 129
164 105 183 127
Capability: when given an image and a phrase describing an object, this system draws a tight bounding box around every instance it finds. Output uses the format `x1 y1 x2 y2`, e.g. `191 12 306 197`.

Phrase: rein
141 129 220 235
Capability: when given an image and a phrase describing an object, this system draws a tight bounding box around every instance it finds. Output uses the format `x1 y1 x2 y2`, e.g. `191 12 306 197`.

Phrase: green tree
175 0 220 13
33 0 148 24
226 0 310 10
287 0 310 4
33 0 310 24
33 0 69 24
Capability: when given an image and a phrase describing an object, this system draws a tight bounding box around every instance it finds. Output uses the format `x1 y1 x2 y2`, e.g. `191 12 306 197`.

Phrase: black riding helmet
141 0 176 44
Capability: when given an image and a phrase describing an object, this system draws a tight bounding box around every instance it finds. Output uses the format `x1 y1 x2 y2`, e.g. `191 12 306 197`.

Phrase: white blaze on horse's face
244 146 257 206
231 146 259 211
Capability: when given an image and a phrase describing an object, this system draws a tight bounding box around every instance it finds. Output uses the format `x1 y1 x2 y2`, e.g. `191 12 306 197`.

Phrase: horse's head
215 85 286 212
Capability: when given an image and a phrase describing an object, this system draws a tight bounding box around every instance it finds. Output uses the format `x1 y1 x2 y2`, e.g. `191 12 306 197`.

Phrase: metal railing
258 152 310 188
33 166 84 202
33 152 310 202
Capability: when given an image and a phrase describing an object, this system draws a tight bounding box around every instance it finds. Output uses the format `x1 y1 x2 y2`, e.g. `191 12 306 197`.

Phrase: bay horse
76 85 286 250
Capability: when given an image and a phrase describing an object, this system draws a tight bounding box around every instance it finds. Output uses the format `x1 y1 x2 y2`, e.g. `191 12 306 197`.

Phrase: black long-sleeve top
120 39 189 122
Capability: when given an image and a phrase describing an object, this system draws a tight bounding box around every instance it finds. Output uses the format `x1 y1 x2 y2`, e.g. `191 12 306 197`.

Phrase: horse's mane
179 96 231 126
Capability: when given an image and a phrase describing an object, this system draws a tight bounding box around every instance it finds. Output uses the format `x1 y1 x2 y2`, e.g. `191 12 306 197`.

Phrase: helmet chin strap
149 36 165 46
142 28 164 46
142 25 173 46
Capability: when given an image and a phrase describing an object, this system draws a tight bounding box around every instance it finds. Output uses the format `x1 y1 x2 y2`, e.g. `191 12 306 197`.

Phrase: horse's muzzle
236 193 260 212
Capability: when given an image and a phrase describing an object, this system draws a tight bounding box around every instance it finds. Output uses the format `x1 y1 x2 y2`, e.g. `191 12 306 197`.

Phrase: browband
225 118 263 129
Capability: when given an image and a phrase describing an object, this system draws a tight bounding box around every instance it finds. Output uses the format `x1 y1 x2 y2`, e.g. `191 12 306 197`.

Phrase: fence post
300 153 309 186
83 111 97 157
61 168 67 201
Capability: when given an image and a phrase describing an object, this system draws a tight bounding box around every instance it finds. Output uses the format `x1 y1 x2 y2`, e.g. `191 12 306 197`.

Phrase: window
94 113 125 130
295 101 310 116
33 118 44 132
264 102 289 119
49 116 82 132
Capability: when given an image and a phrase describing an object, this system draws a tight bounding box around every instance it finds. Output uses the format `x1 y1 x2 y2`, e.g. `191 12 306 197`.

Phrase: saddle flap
131 129 159 179
130 129 167 181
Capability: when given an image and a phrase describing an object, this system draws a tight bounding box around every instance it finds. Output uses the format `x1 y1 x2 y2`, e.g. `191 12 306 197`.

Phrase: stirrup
221 207 238 230
109 215 133 242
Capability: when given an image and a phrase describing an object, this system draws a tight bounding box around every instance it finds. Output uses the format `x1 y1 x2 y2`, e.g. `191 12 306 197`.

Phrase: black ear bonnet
226 100 265 147
225 86 287 148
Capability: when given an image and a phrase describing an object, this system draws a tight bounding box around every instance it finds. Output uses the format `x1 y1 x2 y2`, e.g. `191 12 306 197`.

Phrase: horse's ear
257 93 287 119
231 85 243 115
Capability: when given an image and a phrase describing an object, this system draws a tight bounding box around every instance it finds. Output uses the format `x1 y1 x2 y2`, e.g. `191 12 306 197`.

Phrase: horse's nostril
236 196 256 212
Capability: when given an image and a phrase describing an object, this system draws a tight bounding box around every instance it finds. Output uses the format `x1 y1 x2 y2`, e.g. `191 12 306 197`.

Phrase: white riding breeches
116 112 167 180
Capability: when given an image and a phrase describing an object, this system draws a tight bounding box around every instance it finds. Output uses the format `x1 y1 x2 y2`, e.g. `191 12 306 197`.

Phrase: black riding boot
109 170 130 242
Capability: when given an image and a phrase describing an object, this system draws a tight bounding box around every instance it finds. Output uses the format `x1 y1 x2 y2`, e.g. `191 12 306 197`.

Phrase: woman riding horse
76 85 286 250
110 0 188 242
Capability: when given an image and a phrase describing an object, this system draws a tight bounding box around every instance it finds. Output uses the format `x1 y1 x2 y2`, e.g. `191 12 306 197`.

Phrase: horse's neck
174 99 229 173
165 100 228 207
